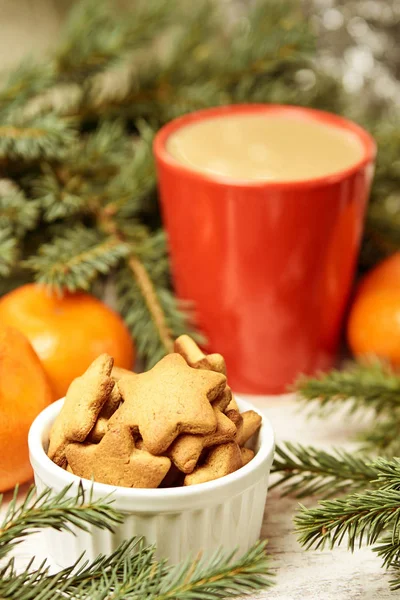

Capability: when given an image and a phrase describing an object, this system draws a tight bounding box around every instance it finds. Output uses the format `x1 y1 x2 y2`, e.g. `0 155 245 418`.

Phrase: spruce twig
127 254 173 354
271 366 400 593
295 488 400 552
271 443 376 498
296 361 400 416
0 483 122 560
0 115 77 161
0 228 18 277
0 539 274 600
24 226 130 292
0 484 274 599
358 417 400 457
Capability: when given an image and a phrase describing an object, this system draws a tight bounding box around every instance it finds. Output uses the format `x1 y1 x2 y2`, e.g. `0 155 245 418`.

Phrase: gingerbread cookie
174 335 226 375
65 425 171 488
226 409 244 444
225 396 239 412
48 354 114 467
236 410 262 446
168 405 237 473
111 365 135 382
113 353 226 455
87 384 121 443
184 441 242 486
241 447 255 466
212 386 233 411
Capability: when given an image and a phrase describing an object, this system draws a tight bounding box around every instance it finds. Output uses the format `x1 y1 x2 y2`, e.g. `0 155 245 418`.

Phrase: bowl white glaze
28 396 274 568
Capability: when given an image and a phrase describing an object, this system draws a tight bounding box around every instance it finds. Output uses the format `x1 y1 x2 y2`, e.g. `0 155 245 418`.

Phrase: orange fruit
0 284 135 400
0 325 52 491
347 253 400 364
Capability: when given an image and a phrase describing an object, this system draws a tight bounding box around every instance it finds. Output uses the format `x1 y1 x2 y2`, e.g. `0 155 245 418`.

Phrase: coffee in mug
166 113 364 182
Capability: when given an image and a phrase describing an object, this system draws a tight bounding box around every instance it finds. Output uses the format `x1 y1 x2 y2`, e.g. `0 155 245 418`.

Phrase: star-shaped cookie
184 441 243 486
167 405 237 473
113 353 226 455
65 425 171 488
48 354 114 467
174 335 226 374
87 384 121 443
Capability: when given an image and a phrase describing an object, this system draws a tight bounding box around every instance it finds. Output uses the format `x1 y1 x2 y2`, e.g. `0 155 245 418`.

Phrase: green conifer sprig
0 182 39 235
0 61 55 117
0 483 274 599
296 361 400 416
0 114 77 161
0 228 18 277
25 226 130 291
359 418 400 457
116 257 200 367
0 483 122 560
55 0 174 80
295 487 400 551
271 443 376 499
273 362 400 591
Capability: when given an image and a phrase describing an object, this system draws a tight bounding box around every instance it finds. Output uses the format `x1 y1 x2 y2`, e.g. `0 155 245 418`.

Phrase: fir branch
31 166 88 222
372 458 400 491
116 244 201 368
105 121 155 218
0 61 55 117
389 564 400 591
296 361 400 416
68 0 318 121
25 226 130 291
76 119 131 168
127 254 173 355
0 114 77 162
0 538 273 600
295 488 400 552
0 483 122 560
0 228 18 277
154 541 273 599
358 417 400 457
55 0 175 80
271 443 376 499
374 533 400 573
0 483 273 599
0 180 39 235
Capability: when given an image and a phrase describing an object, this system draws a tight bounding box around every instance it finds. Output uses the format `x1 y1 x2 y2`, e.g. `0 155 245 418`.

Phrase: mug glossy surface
154 104 376 394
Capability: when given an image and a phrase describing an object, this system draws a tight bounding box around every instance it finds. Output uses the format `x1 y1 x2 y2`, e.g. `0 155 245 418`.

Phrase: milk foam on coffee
166 113 364 182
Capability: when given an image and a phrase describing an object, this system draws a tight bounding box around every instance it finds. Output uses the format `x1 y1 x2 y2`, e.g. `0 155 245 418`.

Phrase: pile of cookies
47 335 262 488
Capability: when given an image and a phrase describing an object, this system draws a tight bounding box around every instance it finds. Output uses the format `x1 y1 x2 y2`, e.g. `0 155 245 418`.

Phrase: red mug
154 104 376 394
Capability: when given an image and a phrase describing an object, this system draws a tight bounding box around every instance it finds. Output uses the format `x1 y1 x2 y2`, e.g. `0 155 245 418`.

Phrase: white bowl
28 396 274 568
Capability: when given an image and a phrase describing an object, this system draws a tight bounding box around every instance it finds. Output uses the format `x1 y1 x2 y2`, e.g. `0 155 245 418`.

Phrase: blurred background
0 0 399 390
1 0 399 112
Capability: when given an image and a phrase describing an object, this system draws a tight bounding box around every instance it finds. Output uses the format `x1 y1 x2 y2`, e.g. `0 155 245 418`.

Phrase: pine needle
0 483 122 560
295 488 400 552
296 360 400 416
271 442 376 498
0 114 77 161
24 226 130 291
0 183 39 235
0 484 274 600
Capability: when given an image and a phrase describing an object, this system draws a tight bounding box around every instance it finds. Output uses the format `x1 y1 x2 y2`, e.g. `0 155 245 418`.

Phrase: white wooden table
3 394 392 599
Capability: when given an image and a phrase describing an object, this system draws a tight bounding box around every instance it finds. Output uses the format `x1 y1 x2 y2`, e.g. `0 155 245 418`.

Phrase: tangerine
0 326 52 491
0 284 135 400
348 253 400 364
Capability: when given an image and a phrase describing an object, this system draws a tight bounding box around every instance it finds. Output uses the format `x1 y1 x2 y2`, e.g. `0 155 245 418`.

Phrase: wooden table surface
4 394 392 599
